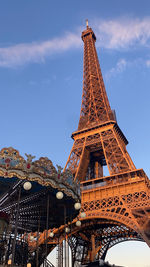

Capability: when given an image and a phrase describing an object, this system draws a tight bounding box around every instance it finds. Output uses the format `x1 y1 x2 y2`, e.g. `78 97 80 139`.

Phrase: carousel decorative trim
0 147 80 200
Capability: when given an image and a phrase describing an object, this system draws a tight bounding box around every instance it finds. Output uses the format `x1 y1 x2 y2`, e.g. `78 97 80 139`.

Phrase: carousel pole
45 193 50 260
64 204 66 267
4 209 13 265
11 186 21 266
36 211 41 267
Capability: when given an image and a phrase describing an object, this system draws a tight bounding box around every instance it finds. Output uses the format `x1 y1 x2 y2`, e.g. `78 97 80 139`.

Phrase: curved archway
106 241 150 267
65 217 143 265
28 214 145 265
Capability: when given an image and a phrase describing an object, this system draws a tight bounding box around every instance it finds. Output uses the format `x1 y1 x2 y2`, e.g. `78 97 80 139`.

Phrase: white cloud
0 32 81 67
146 60 150 67
105 57 150 79
1 17 150 68
105 58 127 80
94 17 150 49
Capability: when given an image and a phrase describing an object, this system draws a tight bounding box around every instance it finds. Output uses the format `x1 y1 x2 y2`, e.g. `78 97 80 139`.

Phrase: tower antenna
86 19 89 28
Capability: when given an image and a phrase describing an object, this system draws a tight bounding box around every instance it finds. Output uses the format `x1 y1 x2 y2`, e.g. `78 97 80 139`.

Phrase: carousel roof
0 147 80 233
0 147 79 199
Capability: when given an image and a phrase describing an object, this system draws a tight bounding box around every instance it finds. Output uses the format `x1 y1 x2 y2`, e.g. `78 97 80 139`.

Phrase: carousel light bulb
8 259 12 265
56 191 64 199
49 232 54 238
65 227 70 233
80 212 86 218
76 220 81 227
27 263 31 267
74 202 81 210
23 181 32 191
30 235 34 241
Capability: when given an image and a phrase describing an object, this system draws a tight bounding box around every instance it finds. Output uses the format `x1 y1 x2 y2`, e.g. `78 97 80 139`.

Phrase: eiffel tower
63 21 150 264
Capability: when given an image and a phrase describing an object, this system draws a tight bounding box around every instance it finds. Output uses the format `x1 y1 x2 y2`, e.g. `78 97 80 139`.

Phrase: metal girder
63 23 150 265
66 218 143 265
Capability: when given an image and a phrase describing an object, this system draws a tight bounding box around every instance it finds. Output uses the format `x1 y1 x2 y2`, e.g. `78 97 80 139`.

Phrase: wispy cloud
146 59 150 67
1 17 150 68
105 58 127 80
0 32 81 68
105 57 150 80
94 17 150 49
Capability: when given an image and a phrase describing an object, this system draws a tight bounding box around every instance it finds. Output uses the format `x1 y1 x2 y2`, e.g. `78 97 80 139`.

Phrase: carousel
0 147 81 266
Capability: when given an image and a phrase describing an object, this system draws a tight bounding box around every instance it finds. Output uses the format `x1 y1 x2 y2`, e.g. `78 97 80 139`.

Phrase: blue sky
0 0 150 266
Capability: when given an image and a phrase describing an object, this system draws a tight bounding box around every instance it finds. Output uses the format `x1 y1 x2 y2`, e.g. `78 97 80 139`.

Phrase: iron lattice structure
62 24 150 264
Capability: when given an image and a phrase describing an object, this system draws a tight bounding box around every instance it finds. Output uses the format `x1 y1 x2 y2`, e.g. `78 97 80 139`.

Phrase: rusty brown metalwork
64 25 135 182
63 24 150 264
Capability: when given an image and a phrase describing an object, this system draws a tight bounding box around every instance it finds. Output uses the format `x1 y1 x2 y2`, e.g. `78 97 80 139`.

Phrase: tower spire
78 25 114 130
86 19 89 28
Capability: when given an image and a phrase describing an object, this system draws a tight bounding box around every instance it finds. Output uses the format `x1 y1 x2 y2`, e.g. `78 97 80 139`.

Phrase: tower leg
91 235 96 262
